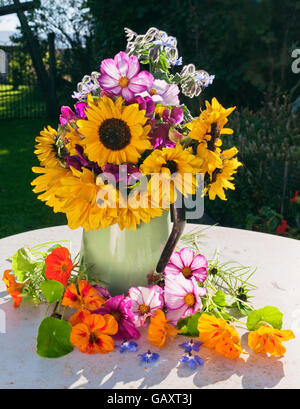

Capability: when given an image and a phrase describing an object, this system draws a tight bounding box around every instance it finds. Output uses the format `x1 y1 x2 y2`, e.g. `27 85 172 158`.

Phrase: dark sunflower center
98 118 131 151
162 160 178 174
206 122 220 152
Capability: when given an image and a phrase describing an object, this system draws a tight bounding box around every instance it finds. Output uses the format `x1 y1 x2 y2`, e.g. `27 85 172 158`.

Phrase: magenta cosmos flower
96 295 140 340
164 274 206 324
164 248 208 283
128 285 164 327
98 51 154 101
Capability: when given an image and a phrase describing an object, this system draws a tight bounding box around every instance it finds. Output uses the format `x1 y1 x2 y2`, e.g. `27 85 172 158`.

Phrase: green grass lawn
0 119 67 239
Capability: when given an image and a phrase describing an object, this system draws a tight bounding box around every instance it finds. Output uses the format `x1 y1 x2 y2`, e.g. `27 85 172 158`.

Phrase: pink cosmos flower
128 285 164 327
164 248 208 283
99 51 154 101
96 295 140 340
144 79 180 106
164 274 206 325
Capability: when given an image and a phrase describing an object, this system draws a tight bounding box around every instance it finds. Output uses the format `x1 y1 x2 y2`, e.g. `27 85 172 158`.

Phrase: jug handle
155 204 186 274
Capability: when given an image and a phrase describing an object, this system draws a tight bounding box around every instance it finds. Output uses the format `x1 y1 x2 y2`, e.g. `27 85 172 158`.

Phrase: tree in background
9 0 94 105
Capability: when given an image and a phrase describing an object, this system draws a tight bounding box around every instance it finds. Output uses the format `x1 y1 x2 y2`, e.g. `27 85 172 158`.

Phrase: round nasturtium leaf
37 317 74 358
40 280 65 303
246 306 283 331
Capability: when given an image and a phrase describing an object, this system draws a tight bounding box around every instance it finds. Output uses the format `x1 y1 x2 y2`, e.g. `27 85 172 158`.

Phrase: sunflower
34 126 61 169
140 144 203 205
52 167 108 231
64 125 84 156
76 95 152 167
196 141 223 176
187 98 235 151
206 156 242 200
118 189 163 230
31 166 70 212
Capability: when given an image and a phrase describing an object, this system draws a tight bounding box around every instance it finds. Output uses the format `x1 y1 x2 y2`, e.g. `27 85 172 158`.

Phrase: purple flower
65 145 101 174
116 340 138 353
96 295 140 340
127 95 155 116
179 339 202 353
72 81 99 100
148 120 176 150
128 285 164 327
99 51 154 101
180 352 204 370
164 274 206 325
164 248 208 283
162 107 184 125
102 164 141 186
75 101 88 119
138 350 160 364
59 106 76 126
93 284 111 300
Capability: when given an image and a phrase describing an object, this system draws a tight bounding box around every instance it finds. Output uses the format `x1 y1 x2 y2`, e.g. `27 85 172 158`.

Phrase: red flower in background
290 191 300 204
276 219 289 235
45 247 73 286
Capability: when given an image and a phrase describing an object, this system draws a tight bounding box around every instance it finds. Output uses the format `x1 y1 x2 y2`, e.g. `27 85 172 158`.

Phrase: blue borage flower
138 350 160 364
180 352 204 370
179 339 202 353
116 339 138 353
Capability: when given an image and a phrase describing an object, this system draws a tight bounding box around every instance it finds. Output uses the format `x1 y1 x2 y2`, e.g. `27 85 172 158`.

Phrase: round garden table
0 224 299 389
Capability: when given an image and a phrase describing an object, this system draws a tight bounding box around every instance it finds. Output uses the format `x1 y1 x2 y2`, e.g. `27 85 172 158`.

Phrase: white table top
0 224 299 389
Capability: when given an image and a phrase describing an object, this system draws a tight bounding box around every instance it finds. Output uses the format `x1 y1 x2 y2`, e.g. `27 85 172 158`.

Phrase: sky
0 13 19 31
0 14 18 44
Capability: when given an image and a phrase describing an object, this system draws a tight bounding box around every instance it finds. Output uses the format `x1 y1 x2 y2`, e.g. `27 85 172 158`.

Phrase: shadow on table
176 333 284 389
68 334 284 389
0 299 285 389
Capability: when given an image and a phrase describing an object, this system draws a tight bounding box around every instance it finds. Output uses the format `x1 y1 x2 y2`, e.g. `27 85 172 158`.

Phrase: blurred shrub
205 93 300 238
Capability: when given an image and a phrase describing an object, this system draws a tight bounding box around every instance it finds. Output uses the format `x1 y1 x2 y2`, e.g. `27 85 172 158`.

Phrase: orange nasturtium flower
45 247 73 286
70 313 118 354
62 279 105 314
148 309 178 348
2 270 24 308
197 313 244 359
248 326 295 357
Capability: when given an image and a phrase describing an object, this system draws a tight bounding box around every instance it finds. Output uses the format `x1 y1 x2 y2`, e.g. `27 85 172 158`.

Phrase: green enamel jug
80 210 171 295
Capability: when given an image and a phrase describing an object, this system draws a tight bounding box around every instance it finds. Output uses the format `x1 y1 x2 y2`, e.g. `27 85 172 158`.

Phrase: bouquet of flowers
32 27 242 231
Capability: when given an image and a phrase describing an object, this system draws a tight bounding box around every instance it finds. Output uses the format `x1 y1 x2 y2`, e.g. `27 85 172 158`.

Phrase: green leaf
46 244 62 254
246 306 283 331
237 301 252 316
178 312 202 336
212 290 226 308
40 280 65 303
37 317 74 358
12 248 36 281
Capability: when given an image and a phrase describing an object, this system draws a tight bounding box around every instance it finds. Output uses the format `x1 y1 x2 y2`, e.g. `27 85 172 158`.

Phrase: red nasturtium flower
70 313 118 354
45 247 73 286
62 280 105 312
2 270 24 308
275 219 289 235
